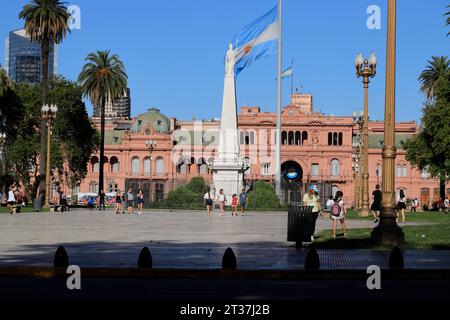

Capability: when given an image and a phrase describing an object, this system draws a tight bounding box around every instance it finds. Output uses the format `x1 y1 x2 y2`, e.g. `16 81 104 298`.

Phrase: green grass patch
316 211 450 250
0 206 50 213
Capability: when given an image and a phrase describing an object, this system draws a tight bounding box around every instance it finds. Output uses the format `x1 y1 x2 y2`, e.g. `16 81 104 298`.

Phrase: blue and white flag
281 66 293 78
231 5 278 76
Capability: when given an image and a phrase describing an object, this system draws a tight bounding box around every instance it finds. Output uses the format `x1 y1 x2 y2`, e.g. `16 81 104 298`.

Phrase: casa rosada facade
78 93 449 207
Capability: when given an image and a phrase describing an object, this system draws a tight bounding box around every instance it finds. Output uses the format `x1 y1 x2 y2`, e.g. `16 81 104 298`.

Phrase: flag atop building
231 5 278 76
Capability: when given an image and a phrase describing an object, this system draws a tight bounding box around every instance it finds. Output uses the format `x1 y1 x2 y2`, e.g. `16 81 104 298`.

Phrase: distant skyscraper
4 29 58 83
93 88 131 119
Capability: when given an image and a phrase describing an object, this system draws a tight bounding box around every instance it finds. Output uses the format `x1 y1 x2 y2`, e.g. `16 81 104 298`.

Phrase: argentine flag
231 5 278 76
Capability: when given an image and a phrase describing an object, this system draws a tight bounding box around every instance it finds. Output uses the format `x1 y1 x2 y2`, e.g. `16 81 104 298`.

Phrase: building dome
131 108 170 133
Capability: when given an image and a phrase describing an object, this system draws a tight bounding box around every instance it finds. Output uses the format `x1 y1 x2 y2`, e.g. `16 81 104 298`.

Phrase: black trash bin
287 203 315 245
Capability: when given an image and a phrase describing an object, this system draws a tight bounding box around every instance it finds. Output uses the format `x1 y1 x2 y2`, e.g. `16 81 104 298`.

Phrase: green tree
246 181 280 209
418 56 449 101
19 0 71 208
78 50 127 195
6 77 98 201
404 76 450 200
165 177 207 209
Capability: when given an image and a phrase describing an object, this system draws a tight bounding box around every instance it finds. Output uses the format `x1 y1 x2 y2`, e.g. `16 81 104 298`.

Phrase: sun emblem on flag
244 44 252 55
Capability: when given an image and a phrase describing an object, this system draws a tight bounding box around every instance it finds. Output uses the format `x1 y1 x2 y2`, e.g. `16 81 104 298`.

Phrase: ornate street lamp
372 0 404 246
355 52 377 217
145 139 156 203
41 104 58 208
352 110 364 211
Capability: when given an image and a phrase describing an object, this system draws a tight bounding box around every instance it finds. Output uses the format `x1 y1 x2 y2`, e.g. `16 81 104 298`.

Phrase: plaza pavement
0 209 449 270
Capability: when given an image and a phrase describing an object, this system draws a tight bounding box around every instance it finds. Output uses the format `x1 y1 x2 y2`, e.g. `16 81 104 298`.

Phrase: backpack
331 201 341 217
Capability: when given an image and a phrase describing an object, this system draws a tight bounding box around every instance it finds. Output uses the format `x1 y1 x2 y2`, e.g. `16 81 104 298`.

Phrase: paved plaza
0 209 449 270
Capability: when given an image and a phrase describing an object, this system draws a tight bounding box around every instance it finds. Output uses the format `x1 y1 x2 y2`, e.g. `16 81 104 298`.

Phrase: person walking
330 190 347 239
371 184 382 223
98 190 106 211
203 188 213 218
137 189 144 215
302 185 322 241
411 198 418 212
216 189 226 216
115 190 122 214
231 194 238 216
127 188 134 214
239 189 247 214
397 189 407 223
120 193 126 214
7 186 16 215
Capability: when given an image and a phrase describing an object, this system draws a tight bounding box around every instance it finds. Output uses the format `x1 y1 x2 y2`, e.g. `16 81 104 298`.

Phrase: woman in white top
216 189 226 216
397 190 406 223
203 189 213 218
7 187 16 215
331 190 347 239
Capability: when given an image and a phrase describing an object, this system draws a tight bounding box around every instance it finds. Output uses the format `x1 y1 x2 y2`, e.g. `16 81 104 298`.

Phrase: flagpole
291 58 294 96
275 0 282 201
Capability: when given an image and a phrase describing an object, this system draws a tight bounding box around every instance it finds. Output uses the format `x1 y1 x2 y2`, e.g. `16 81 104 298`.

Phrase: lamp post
41 104 58 209
145 139 156 203
0 132 6 196
352 110 364 211
372 0 404 246
355 52 377 217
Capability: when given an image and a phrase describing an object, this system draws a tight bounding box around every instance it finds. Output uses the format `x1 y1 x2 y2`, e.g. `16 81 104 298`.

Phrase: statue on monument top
225 43 236 77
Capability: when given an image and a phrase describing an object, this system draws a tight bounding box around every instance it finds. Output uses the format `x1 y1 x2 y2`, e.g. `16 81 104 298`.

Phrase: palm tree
418 56 449 101
19 0 70 208
445 5 450 36
78 50 127 196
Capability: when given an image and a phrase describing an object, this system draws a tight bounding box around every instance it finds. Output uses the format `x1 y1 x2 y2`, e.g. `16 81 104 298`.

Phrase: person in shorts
330 190 347 239
371 184 382 223
127 188 134 214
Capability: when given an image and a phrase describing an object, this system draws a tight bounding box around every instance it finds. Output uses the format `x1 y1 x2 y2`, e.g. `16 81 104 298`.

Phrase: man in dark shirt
371 184 382 223
98 190 106 211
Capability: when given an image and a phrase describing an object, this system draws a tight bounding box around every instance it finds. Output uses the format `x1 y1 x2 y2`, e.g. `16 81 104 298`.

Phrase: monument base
371 207 405 247
212 160 244 202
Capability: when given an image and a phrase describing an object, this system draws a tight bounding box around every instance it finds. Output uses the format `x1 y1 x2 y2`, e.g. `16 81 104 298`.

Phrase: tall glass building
4 29 58 83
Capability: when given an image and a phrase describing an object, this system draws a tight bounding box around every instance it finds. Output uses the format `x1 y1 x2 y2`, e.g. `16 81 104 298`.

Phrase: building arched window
91 156 99 173
110 156 119 173
262 162 270 176
302 131 308 145
250 131 255 144
282 131 287 145
338 132 343 146
177 157 190 174
396 164 402 177
331 159 340 176
333 132 338 146
295 131 301 145
328 132 332 146
288 131 294 145
131 157 140 175
245 134 250 145
143 157 151 174
156 157 164 175
402 164 407 177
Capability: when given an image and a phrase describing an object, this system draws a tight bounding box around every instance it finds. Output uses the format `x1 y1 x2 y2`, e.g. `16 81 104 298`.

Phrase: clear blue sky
1 0 448 122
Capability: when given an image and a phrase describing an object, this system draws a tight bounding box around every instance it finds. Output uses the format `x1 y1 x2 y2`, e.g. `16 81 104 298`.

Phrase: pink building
78 94 449 208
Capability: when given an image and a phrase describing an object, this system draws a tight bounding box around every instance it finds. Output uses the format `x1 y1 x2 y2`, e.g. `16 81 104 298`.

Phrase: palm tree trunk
99 97 105 196
36 38 50 210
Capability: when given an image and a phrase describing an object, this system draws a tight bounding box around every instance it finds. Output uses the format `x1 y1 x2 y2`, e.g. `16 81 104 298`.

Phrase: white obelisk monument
212 43 244 201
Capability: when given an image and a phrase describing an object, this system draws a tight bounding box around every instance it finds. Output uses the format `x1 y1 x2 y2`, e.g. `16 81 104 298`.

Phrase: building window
110 156 119 173
295 131 301 145
240 131 244 145
376 163 381 177
156 157 164 175
93 162 99 173
328 133 332 146
396 164 407 177
421 168 430 179
199 164 207 174
143 157 151 174
262 163 270 176
91 156 99 173
311 163 319 177
244 157 251 175
288 131 294 145
402 164 407 177
131 157 140 175
250 131 255 144
338 132 343 145
302 131 308 145
282 131 287 145
331 159 340 177
89 181 98 193
328 132 342 146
